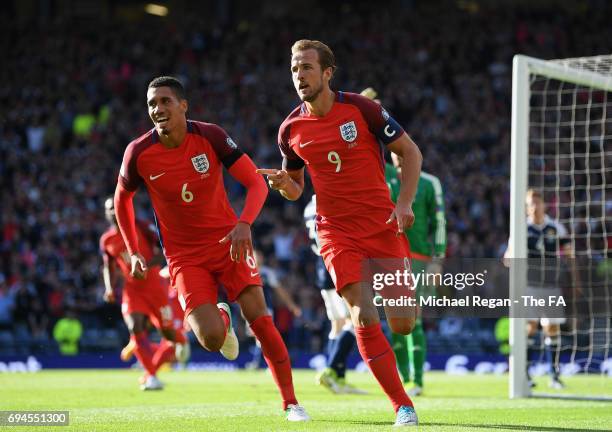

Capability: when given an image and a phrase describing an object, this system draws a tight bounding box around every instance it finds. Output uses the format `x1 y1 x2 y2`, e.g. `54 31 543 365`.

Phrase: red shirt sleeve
278 121 305 171
196 122 244 169
114 183 139 256
118 141 145 192
227 154 268 225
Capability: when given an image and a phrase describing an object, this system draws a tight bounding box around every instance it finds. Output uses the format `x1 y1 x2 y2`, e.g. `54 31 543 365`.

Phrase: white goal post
509 54 612 400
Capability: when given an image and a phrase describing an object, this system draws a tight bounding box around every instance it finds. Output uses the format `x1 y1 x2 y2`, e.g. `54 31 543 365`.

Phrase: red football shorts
171 243 262 317
121 277 173 329
318 223 411 294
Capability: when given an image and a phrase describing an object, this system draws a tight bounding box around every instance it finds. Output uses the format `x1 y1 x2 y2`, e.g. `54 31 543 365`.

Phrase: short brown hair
291 39 336 74
526 189 543 200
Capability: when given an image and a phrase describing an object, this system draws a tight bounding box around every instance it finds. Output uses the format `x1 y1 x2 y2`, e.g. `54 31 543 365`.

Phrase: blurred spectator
494 317 510 355
53 308 83 355
0 274 15 334
273 224 295 269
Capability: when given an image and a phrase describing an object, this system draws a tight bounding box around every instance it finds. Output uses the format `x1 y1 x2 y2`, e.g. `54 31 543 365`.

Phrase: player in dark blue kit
304 195 367 394
524 189 578 389
507 189 578 389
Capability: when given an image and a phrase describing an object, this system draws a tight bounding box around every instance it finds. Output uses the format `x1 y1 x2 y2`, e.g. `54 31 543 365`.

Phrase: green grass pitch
2 369 611 431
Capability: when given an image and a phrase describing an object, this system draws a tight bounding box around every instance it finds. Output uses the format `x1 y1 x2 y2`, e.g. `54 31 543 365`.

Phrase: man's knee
203 333 225 352
341 283 378 327
351 308 379 327
192 326 225 352
388 317 416 335
128 314 146 334
187 304 227 352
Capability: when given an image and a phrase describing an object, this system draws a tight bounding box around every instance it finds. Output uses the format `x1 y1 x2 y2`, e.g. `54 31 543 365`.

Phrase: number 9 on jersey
328 151 341 173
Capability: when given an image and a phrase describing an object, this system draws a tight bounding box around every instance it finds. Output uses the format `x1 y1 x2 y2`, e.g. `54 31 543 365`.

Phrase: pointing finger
256 169 280 175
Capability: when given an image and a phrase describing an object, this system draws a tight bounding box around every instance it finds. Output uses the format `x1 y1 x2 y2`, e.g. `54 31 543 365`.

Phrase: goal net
509 54 612 400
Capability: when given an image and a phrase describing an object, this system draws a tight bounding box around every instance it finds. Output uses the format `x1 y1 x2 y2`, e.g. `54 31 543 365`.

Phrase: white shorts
528 317 567 326
539 317 566 326
320 289 350 321
526 286 566 326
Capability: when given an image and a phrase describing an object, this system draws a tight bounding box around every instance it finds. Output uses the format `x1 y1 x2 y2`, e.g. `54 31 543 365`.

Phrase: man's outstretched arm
114 183 147 278
257 159 305 201
387 133 422 232
219 154 269 262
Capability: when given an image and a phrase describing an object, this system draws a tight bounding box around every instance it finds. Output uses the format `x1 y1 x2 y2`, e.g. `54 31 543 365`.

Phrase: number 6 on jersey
328 151 341 173
181 183 194 203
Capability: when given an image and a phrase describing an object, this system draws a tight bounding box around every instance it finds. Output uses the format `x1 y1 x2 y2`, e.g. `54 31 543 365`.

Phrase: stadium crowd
1 0 610 355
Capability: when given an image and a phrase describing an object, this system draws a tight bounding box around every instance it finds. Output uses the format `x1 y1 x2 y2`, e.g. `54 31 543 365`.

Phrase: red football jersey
99 220 165 293
118 121 242 267
278 92 406 234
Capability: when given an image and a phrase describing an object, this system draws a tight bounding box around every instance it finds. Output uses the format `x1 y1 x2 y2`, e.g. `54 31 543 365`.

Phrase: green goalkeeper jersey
385 163 400 203
385 167 447 258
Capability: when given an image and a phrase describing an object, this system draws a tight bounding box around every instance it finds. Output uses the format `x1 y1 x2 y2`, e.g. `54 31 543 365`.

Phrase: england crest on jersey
339 121 357 143
191 153 209 173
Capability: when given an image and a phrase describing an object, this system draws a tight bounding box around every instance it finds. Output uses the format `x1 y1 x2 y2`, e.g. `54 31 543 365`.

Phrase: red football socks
218 307 230 339
356 323 413 412
131 332 156 376
152 339 176 370
249 315 298 410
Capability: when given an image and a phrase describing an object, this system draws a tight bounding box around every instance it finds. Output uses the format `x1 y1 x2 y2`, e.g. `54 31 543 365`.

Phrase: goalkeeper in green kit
362 87 447 397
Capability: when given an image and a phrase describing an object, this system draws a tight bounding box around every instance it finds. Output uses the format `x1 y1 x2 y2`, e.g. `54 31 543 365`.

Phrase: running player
121 265 190 366
113 76 309 421
259 40 421 426
100 197 189 390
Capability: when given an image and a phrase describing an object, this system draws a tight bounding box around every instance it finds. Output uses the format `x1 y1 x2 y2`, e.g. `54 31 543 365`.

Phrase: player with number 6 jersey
114 76 309 421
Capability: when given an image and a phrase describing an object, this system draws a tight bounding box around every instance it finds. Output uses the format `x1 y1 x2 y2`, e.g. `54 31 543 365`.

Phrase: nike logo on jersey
299 140 315 148
149 173 166 180
250 271 259 277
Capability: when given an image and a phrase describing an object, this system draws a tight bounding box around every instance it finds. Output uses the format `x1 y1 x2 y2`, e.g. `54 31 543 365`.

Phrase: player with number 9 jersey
278 91 412 291
261 40 422 425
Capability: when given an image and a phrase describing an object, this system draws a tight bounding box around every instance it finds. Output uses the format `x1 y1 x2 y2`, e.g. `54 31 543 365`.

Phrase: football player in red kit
113 76 309 421
258 40 421 426
100 197 189 390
